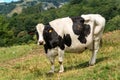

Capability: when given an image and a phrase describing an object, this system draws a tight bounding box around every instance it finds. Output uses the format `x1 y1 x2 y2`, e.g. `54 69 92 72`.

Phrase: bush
105 15 120 32
16 31 33 44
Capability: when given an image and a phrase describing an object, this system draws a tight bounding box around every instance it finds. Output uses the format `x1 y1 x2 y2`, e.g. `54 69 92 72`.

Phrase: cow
36 14 105 73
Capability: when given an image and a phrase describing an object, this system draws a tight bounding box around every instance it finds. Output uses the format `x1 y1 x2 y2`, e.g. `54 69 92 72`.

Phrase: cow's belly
65 35 93 53
65 46 86 53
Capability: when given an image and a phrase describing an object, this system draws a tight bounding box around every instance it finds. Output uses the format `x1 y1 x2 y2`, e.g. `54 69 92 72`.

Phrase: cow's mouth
38 41 44 45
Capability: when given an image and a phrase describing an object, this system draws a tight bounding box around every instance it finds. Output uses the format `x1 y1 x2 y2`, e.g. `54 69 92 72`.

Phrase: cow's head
36 23 45 45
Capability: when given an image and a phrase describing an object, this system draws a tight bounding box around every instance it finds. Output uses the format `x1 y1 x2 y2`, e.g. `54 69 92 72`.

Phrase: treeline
0 3 16 14
0 0 120 46
0 0 69 15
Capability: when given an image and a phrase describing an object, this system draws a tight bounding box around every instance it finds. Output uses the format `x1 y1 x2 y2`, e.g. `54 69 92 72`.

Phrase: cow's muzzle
39 41 44 45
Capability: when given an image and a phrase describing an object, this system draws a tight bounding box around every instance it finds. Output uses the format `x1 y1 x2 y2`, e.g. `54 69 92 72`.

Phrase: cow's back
49 17 94 52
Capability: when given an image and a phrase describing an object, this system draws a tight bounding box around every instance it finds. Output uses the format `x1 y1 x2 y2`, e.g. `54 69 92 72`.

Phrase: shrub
105 15 120 32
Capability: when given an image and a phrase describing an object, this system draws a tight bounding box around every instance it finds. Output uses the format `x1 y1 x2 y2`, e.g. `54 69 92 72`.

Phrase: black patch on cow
71 16 90 44
71 16 85 23
58 36 65 50
43 25 65 53
44 44 48 53
83 24 91 36
78 33 87 43
71 16 84 35
63 34 72 47
77 24 91 43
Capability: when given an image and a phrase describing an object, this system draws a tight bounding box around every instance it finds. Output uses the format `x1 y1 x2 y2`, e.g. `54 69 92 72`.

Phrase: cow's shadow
35 57 108 77
64 57 109 71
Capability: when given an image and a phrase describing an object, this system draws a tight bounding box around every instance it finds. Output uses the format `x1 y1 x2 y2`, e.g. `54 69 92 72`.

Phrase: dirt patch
103 30 120 43
0 46 45 68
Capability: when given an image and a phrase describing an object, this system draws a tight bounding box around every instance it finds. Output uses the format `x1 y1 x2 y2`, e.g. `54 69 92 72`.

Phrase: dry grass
0 30 120 80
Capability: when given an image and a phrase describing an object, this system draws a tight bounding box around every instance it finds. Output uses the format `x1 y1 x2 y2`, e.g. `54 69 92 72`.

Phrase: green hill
0 0 120 47
0 30 120 80
0 0 69 16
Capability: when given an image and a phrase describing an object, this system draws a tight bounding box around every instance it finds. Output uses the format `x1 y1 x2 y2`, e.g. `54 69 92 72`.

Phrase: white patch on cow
49 17 72 38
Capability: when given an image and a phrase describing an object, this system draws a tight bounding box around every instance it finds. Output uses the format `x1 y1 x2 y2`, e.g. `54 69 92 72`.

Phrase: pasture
0 30 120 80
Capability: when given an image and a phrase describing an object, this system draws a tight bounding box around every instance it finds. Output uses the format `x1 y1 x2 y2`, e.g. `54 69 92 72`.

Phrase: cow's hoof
89 60 96 66
89 62 95 66
59 70 64 73
47 70 54 74
89 63 95 66
46 71 54 76
46 72 54 76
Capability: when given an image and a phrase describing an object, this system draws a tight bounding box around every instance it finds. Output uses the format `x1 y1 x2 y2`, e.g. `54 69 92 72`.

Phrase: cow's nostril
39 41 44 45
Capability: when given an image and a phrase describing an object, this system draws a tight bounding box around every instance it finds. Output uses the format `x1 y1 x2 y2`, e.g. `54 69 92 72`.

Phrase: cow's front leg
58 48 64 73
89 38 100 65
46 49 57 73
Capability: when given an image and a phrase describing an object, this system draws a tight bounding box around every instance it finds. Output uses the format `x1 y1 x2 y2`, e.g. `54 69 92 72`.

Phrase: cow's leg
89 37 100 65
46 49 58 73
58 48 64 73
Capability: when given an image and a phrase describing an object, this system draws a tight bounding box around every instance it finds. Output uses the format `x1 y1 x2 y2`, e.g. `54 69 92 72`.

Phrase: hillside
0 30 120 79
0 0 120 47
0 0 69 16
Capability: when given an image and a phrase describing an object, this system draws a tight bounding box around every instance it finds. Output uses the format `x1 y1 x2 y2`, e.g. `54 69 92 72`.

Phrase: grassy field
0 30 120 80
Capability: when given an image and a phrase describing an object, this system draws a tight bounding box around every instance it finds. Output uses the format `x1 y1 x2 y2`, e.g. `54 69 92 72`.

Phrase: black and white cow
36 14 105 73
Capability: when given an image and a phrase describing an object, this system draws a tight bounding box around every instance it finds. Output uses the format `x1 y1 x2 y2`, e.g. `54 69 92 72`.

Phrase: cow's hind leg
58 48 64 73
46 49 58 73
89 38 100 66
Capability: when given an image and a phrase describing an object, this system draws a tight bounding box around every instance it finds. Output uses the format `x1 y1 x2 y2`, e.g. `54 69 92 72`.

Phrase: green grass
0 30 120 80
